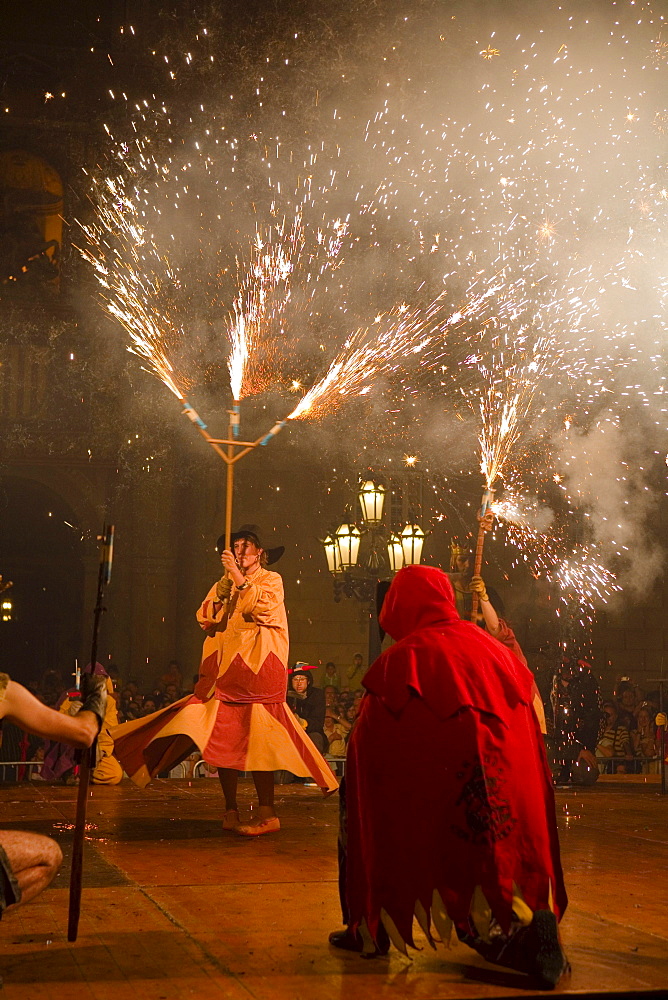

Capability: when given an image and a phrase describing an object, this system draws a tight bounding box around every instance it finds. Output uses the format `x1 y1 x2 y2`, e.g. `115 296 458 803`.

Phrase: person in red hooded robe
329 564 569 990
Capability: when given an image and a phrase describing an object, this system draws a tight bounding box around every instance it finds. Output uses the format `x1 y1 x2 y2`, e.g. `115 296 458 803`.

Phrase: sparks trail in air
474 330 555 490
448 268 563 490
80 4 665 620
79 130 350 406
227 212 348 401
78 171 190 401
491 489 621 617
288 285 497 423
359 2 667 432
555 549 621 620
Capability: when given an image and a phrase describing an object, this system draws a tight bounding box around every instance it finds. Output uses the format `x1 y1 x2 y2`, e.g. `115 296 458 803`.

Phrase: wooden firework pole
68 524 114 942
180 398 287 591
469 487 495 623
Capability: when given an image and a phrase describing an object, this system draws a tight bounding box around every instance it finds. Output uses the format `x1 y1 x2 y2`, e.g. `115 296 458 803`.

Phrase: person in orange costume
112 525 337 835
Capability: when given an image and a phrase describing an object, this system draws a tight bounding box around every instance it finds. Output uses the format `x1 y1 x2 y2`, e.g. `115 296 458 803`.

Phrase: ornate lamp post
322 480 427 666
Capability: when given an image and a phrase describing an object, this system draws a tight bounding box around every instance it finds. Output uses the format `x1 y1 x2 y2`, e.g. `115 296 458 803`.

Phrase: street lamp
322 534 342 575
322 479 428 666
387 533 404 573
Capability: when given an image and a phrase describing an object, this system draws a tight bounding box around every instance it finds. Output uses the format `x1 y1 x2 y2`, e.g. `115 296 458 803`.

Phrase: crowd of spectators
544 655 665 784
3 655 664 786
594 678 663 774
1 655 367 782
0 660 194 781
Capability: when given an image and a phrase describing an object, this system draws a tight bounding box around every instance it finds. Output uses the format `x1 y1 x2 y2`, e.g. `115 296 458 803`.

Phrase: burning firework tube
479 487 495 518
181 401 208 430
470 487 495 623
230 402 240 439
259 420 287 446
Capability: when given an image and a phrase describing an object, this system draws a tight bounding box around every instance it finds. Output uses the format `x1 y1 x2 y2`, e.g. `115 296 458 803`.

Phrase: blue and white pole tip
479 487 495 517
182 402 208 430
231 404 240 438
260 420 288 446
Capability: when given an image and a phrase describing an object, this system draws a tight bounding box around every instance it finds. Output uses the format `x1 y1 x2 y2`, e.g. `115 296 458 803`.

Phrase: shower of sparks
492 490 620 615
76 0 667 622
288 290 490 422
227 214 348 400
79 134 349 406
78 173 190 401
463 303 558 489
555 549 621 612
227 217 302 401
287 303 428 421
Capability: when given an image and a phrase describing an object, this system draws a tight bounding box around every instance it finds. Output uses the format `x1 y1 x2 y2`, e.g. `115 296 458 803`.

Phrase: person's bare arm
470 575 501 635
0 681 99 748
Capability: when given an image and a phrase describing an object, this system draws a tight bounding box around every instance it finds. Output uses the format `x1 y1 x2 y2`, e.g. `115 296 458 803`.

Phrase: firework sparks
555 549 621 611
78 173 190 401
287 291 485 422
492 490 620 615
79 131 349 409
227 214 348 400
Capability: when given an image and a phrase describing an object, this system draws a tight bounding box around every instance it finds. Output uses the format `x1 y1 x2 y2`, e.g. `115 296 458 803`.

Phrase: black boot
458 909 570 990
328 925 390 957
521 909 571 989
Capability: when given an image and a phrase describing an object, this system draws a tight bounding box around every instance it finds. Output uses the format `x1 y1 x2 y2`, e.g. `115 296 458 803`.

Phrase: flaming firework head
479 390 521 487
228 307 248 403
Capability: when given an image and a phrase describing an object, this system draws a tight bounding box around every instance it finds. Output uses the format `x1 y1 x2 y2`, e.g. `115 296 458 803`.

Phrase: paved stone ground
1 778 666 998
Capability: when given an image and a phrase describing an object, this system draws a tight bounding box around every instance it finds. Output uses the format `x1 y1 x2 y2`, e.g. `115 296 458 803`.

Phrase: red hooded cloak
344 564 566 950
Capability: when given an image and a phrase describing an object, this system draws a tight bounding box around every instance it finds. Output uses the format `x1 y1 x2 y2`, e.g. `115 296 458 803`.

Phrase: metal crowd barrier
595 755 662 775
0 760 44 781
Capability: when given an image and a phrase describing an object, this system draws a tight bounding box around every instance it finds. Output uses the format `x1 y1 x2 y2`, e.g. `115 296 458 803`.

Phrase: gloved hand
81 674 107 733
470 575 489 602
656 712 667 728
216 576 233 601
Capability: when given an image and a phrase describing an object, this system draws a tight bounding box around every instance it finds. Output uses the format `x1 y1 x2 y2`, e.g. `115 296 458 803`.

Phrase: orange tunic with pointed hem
112 567 337 794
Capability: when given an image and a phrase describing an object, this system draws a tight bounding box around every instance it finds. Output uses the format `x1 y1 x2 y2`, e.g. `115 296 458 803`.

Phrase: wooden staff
179 396 287 605
470 488 494 622
68 524 114 942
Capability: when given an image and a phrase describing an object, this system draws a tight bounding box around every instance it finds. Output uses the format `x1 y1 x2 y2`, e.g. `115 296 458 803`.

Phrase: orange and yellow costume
112 567 337 792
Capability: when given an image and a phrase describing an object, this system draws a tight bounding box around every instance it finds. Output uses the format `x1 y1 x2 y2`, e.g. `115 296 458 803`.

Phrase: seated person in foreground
289 665 326 753
0 672 106 917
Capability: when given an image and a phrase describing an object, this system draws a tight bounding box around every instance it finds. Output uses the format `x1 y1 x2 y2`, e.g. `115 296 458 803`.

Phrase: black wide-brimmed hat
216 523 285 564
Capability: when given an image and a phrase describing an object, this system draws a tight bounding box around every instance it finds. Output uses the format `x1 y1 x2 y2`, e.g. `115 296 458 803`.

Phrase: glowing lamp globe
387 533 405 573
322 535 342 575
358 481 385 525
335 522 361 570
400 524 425 566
